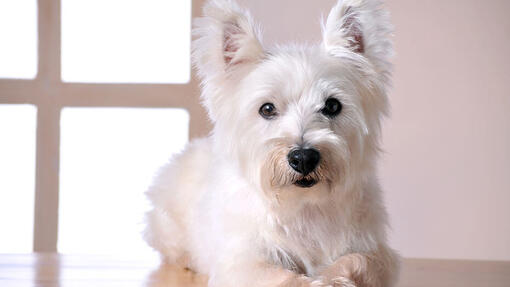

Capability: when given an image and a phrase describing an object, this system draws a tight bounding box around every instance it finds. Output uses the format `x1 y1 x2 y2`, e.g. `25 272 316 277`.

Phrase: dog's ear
192 0 264 81
323 0 393 79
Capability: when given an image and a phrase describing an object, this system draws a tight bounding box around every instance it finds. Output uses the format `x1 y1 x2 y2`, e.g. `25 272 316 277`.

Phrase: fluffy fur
144 0 400 286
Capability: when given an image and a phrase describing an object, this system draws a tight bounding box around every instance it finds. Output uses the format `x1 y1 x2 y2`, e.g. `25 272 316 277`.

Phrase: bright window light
59 108 189 255
0 105 37 253
61 0 191 83
0 0 37 79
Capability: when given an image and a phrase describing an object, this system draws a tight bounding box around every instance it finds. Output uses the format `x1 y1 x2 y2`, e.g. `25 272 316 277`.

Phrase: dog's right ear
323 0 393 85
192 0 264 82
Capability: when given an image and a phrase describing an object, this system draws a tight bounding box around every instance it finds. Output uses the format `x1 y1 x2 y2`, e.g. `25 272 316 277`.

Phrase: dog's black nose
287 148 320 176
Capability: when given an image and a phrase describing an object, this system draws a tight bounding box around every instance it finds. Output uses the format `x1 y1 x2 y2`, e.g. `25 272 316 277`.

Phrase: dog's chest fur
261 201 356 276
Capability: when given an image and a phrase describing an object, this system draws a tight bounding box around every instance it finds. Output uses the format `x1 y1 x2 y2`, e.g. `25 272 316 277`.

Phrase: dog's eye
321 98 342 118
259 103 277 119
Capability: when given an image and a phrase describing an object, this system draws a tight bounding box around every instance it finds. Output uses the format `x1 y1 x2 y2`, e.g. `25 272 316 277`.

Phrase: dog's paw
330 276 357 287
319 253 366 287
279 275 331 287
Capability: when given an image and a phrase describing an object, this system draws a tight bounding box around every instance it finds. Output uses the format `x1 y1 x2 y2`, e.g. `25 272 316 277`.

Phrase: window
0 0 206 254
0 0 37 79
0 105 37 253
59 108 188 255
61 0 191 83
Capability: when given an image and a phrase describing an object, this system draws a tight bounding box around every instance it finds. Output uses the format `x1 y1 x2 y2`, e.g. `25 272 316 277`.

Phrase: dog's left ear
323 0 393 78
192 0 265 122
192 0 264 81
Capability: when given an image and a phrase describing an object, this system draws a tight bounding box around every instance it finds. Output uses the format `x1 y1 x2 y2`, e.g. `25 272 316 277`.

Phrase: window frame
0 0 208 252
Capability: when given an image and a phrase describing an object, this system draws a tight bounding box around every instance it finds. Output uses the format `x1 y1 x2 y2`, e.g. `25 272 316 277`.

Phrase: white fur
144 1 399 286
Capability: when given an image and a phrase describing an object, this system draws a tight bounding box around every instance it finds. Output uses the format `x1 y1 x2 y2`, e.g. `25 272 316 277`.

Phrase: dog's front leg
209 259 329 287
319 245 400 287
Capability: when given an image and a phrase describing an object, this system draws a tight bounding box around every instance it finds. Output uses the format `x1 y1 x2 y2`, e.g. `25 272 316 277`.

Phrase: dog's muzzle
288 148 320 188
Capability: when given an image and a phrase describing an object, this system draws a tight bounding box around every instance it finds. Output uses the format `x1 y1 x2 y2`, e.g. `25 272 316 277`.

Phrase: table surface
1 253 509 287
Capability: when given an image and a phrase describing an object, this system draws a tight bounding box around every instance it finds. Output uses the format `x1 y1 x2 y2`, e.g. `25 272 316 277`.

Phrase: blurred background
0 0 509 262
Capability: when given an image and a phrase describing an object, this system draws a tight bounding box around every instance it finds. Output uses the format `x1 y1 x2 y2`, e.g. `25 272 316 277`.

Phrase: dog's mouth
294 178 318 188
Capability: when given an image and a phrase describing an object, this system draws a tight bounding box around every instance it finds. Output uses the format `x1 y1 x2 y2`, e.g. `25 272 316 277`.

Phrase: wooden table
1 254 509 287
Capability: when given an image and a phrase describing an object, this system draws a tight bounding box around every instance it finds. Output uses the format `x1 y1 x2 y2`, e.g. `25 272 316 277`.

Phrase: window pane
59 108 189 255
61 0 191 83
0 105 37 253
0 0 37 79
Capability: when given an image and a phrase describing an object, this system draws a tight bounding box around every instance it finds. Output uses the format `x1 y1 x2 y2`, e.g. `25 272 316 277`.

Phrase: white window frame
0 0 208 252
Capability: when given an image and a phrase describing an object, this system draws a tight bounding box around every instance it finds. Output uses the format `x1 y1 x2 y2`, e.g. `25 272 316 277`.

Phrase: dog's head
193 0 392 205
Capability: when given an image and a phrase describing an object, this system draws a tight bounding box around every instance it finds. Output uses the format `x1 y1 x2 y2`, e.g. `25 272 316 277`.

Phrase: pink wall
239 0 510 260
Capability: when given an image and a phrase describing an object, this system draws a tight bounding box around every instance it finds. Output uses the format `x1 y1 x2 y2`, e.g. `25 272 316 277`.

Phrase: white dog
144 0 399 286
